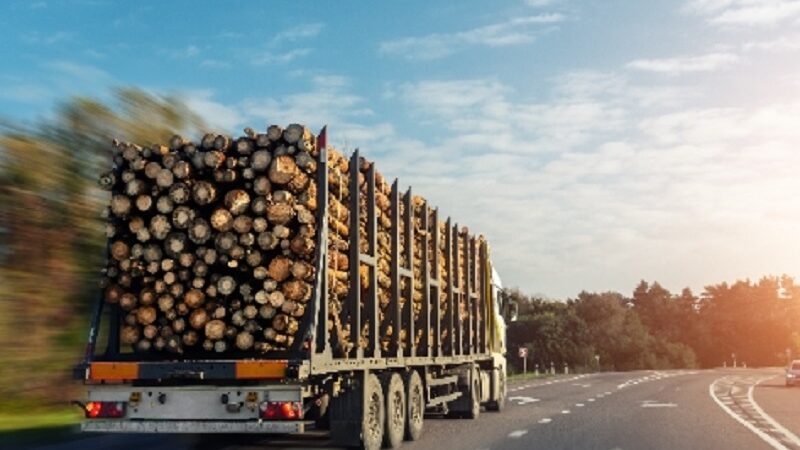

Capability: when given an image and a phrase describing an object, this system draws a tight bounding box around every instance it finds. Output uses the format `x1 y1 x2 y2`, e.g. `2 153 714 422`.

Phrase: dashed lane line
508 430 529 439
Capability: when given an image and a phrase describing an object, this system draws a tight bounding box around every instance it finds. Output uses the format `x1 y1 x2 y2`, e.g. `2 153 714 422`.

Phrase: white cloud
251 48 311 66
625 52 739 74
685 0 800 26
160 45 200 59
525 0 558 6
379 14 564 60
271 23 324 45
45 61 112 83
183 90 246 132
0 84 53 103
743 34 800 51
372 74 800 298
199 59 231 69
21 31 72 45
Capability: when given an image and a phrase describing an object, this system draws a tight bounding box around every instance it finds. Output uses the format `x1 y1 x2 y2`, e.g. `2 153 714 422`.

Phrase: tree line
507 276 800 373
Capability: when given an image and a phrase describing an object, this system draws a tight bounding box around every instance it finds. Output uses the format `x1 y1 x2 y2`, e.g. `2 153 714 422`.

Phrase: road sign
518 347 528 358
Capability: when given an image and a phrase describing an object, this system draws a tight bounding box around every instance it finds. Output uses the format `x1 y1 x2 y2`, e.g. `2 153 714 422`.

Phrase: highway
26 368 800 450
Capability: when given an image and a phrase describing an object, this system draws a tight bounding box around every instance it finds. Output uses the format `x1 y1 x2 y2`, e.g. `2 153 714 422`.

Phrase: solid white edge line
708 377 789 450
747 377 800 447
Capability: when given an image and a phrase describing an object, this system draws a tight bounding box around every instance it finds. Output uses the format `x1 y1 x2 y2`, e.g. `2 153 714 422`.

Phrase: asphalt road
22 368 800 450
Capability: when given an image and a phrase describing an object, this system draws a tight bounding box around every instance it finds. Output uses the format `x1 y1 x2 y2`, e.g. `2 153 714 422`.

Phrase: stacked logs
99 123 482 357
100 124 319 355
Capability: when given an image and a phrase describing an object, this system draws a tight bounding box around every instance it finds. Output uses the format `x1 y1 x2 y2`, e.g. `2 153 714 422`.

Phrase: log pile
99 123 483 357
100 124 319 355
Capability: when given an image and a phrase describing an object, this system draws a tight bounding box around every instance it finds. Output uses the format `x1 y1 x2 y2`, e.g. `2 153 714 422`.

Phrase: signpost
519 347 528 374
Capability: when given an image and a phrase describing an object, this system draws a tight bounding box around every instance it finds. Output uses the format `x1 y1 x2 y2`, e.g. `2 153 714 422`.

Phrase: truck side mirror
506 300 519 322
499 291 518 322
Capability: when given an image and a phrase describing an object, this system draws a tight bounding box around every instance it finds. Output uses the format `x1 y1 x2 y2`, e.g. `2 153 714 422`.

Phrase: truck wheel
383 373 406 449
466 371 481 419
486 369 505 412
362 374 385 450
404 370 424 441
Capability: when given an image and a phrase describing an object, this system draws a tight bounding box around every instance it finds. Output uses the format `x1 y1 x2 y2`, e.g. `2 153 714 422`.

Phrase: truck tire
404 370 424 441
486 369 505 412
382 372 406 449
362 373 385 450
465 367 481 419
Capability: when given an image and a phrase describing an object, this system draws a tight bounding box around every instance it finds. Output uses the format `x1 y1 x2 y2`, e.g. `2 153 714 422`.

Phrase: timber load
98 124 486 357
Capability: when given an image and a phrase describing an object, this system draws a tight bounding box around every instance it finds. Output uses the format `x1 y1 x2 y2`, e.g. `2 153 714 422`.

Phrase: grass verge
508 371 559 382
0 408 83 449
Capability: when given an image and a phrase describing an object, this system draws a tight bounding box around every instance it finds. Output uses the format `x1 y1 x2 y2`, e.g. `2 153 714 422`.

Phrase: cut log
171 206 195 229
188 218 212 244
110 195 132 217
253 176 271 195
135 194 153 212
119 293 137 311
251 150 271 171
215 231 237 254
121 326 140 345
267 257 292 282
236 331 254 350
210 208 234 232
217 275 237 296
137 306 157 325
192 181 217 205
268 155 298 185
185 289 205 309
169 183 191 204
233 215 253 234
156 169 174 189
189 308 209 329
224 189 250 215
205 319 226 340
266 203 294 225
156 195 174 214
164 232 187 257
149 215 171 240
110 241 130 261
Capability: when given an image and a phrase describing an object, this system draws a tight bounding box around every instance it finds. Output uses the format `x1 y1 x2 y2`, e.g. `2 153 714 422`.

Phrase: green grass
508 371 558 382
0 409 81 432
0 408 83 449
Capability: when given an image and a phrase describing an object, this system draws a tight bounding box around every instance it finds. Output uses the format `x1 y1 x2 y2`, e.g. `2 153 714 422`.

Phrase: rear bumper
82 419 305 434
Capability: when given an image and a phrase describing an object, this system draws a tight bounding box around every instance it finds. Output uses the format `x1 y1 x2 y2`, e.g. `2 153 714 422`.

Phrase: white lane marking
709 377 789 450
562 410 571 414
641 402 677 408
508 429 528 439
508 396 540 406
588 398 596 402
576 403 585 407
538 418 552 424
747 378 800 447
605 391 612 395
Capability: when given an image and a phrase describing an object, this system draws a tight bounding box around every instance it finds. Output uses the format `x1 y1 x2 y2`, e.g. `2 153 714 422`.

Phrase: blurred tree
0 88 203 411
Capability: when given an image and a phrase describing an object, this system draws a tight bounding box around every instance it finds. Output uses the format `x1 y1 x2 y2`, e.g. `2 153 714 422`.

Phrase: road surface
22 368 800 450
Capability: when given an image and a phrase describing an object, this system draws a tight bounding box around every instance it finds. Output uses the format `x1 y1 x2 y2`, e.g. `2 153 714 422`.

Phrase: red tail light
259 401 303 420
84 401 126 418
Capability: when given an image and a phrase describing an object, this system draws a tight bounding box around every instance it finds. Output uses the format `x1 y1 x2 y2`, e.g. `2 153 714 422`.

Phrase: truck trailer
74 126 514 449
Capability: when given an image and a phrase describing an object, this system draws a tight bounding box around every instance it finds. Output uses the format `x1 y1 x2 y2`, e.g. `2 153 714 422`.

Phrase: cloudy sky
1 0 799 298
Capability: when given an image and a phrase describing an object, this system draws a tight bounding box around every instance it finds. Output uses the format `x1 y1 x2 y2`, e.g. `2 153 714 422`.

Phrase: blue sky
2 0 800 298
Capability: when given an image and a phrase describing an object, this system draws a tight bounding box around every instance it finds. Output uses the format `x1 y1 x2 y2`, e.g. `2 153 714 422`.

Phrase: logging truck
74 126 515 449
